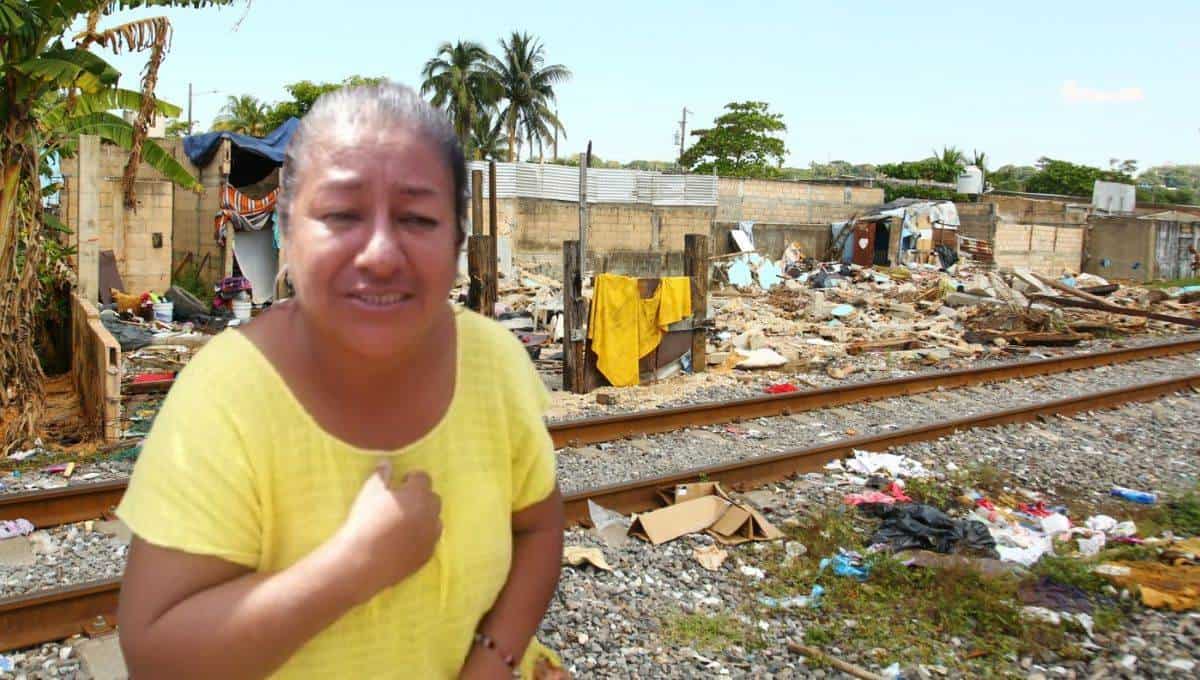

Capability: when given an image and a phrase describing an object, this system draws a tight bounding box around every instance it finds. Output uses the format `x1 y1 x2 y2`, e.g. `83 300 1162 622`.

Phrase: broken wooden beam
846 336 921 355
1033 295 1200 328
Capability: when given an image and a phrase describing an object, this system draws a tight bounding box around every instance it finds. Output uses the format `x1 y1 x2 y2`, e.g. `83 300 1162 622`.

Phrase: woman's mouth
350 292 414 307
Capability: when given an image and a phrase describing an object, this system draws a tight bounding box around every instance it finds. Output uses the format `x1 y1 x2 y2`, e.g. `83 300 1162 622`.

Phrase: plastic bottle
1110 487 1157 504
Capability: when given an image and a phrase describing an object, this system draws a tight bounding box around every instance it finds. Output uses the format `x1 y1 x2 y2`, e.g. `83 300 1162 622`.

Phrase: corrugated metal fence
466 161 717 206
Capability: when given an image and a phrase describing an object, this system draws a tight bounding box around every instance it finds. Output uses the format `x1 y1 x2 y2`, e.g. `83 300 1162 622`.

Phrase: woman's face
286 128 460 359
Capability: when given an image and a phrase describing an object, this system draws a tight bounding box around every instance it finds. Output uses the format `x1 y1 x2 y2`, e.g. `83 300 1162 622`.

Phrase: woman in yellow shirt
116 82 564 679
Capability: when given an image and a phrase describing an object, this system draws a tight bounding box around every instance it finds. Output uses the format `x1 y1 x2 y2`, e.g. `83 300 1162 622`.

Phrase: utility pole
677 106 692 166
187 82 192 135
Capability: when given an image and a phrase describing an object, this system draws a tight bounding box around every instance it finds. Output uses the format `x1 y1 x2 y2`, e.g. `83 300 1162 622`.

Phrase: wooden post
578 143 591 271
76 134 100 302
466 234 496 317
684 233 709 373
488 160 498 236
562 239 587 393
471 169 484 237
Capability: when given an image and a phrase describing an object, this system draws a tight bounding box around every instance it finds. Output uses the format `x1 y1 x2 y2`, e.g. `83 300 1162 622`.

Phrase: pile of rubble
710 255 1200 378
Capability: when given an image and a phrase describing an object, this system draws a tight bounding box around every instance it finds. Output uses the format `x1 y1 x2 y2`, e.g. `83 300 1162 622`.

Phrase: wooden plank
847 336 921 355
76 135 100 303
684 234 709 373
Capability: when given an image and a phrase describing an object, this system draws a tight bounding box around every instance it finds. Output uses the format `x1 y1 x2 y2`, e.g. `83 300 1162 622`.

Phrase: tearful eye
323 212 361 226
398 214 439 229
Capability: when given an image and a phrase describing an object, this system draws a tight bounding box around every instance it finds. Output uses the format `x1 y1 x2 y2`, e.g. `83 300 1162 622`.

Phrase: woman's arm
120 465 442 679
460 487 565 678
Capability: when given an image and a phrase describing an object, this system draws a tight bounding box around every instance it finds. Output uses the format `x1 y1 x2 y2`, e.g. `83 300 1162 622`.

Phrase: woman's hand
334 462 442 601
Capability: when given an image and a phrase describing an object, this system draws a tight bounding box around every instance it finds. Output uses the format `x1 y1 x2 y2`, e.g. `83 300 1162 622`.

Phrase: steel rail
546 336 1200 448
3 371 1196 652
4 338 1200 531
561 372 1200 524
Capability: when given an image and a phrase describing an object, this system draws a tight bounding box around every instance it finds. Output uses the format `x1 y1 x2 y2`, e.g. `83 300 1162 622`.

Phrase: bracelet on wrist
472 631 517 674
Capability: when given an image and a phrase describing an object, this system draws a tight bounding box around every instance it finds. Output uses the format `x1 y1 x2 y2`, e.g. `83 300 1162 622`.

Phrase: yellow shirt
117 308 557 679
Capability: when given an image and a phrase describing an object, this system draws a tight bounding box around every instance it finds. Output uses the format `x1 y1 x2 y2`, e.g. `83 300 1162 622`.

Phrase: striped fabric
214 184 279 244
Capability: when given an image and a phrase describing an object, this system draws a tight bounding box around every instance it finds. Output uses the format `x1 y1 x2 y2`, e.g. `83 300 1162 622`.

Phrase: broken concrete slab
944 292 1009 308
0 536 35 566
76 634 128 680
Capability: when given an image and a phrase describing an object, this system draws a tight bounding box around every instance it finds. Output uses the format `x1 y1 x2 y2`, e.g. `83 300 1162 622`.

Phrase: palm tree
0 1 226 451
971 149 988 171
486 32 571 162
468 110 506 161
212 95 271 136
420 41 500 152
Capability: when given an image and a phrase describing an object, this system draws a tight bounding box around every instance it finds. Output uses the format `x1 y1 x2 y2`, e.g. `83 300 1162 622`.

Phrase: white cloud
1061 80 1144 103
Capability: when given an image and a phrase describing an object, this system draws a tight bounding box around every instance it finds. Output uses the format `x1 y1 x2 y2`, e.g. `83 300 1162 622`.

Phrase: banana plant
0 0 239 451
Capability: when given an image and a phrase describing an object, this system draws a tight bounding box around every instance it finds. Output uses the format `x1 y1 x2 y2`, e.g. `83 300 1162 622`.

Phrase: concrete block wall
512 197 716 257
162 137 226 287
955 202 996 242
717 178 883 225
993 224 1084 274
61 143 175 294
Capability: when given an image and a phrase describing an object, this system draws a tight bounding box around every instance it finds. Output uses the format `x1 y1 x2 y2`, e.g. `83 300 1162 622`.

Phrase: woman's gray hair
276 81 467 240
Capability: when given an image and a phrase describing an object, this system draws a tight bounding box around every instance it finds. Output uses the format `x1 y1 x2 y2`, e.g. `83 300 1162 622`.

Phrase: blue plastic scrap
819 553 870 580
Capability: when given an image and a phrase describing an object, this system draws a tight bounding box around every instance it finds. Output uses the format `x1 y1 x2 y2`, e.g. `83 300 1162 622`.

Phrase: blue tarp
182 117 300 168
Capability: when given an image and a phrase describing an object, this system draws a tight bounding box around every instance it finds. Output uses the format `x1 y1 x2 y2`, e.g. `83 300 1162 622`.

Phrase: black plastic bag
934 244 959 270
862 503 997 557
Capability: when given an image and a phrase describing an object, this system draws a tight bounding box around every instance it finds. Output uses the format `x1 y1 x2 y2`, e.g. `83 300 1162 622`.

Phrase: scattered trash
0 519 35 539
562 546 613 572
1166 658 1196 672
739 565 766 580
784 541 808 561
863 503 997 556
844 450 928 478
764 382 799 394
819 551 870 580
1018 576 1093 614
0 656 12 673
1097 561 1200 611
759 585 824 610
588 500 631 549
897 549 1025 579
1110 486 1157 504
735 347 789 370
693 544 729 571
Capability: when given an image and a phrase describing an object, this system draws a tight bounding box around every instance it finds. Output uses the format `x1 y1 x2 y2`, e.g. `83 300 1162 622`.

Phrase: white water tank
956 165 983 194
1092 180 1136 213
122 110 167 139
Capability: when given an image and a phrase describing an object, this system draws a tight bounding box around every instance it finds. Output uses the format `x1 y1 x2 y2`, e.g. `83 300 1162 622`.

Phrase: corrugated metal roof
465 160 716 206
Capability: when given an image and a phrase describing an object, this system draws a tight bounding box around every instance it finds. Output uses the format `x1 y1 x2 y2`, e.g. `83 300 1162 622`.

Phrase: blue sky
95 0 1198 171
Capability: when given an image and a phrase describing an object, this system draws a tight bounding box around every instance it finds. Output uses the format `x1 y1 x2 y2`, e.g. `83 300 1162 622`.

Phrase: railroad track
1 339 1199 651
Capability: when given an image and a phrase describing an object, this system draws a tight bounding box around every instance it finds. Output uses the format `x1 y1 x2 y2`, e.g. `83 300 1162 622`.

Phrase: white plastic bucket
152 301 174 323
232 300 252 322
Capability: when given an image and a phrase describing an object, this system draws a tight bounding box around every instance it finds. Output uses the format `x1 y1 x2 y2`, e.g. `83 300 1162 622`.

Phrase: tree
1025 157 1132 196
680 101 787 178
420 41 500 152
971 149 988 172
1108 158 1138 175
0 1 227 452
878 147 966 184
164 118 191 137
467 110 506 161
988 164 1038 191
263 76 387 131
487 32 570 162
212 94 270 136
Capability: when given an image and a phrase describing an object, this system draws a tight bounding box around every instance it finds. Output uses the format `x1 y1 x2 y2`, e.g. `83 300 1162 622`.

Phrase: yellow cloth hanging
589 274 692 387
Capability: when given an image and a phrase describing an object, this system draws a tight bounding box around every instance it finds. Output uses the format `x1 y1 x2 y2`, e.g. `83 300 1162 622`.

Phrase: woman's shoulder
164 327 276 414
455 307 533 364
455 308 547 401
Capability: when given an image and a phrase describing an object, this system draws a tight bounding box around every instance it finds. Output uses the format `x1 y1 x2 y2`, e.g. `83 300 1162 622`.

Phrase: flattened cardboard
628 495 731 545
655 481 727 506
708 503 786 545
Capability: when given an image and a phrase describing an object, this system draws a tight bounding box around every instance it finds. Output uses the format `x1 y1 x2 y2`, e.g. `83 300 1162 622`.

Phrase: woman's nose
355 214 408 278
